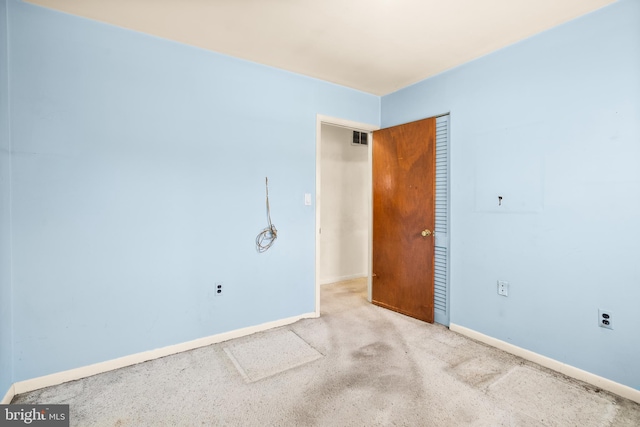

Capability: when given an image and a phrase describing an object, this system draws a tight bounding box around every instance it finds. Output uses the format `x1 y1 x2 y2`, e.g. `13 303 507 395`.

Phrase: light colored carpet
486 366 617 426
12 278 640 426
223 329 323 383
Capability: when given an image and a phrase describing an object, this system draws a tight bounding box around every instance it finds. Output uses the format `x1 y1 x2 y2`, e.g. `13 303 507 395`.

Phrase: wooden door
372 117 436 323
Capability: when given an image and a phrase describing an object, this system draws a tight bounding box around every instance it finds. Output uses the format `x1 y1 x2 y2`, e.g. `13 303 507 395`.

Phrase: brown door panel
372 118 436 323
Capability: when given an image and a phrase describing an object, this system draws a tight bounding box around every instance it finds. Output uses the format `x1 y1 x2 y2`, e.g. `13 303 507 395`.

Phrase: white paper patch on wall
473 122 546 213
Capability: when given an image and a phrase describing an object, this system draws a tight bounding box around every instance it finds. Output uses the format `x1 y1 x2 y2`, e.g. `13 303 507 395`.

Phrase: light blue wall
8 0 379 381
383 0 640 390
0 0 13 396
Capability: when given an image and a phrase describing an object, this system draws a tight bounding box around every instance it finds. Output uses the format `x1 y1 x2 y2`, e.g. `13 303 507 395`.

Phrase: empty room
1 0 639 425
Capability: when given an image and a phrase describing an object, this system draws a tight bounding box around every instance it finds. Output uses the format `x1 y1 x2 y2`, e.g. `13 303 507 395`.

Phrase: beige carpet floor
12 278 640 426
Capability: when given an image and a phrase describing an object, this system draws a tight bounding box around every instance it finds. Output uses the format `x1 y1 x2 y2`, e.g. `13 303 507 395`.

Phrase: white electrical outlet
215 283 223 296
598 309 612 330
497 281 509 297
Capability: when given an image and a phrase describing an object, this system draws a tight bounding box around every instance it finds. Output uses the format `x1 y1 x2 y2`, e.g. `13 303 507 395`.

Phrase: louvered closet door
434 115 450 326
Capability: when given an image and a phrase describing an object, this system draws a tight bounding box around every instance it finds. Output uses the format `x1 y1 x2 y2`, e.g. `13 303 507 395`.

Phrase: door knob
421 229 432 237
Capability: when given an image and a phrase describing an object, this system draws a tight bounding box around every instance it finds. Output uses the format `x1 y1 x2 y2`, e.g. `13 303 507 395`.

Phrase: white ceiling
25 0 616 95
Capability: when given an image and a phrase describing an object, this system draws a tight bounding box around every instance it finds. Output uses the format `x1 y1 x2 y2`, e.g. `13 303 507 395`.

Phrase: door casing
315 115 378 316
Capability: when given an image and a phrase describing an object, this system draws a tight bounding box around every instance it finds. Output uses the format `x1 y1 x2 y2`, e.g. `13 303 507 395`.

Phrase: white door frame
315 114 379 316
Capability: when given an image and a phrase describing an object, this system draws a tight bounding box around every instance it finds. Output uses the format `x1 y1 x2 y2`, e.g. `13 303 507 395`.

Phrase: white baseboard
1 383 15 404
320 274 367 286
450 323 640 404
12 312 316 396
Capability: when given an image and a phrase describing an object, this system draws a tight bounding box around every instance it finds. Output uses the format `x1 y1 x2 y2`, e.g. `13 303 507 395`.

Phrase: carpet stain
351 342 391 359
288 301 427 426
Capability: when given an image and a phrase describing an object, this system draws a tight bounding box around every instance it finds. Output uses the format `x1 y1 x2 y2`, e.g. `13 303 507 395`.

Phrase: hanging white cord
256 177 277 253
